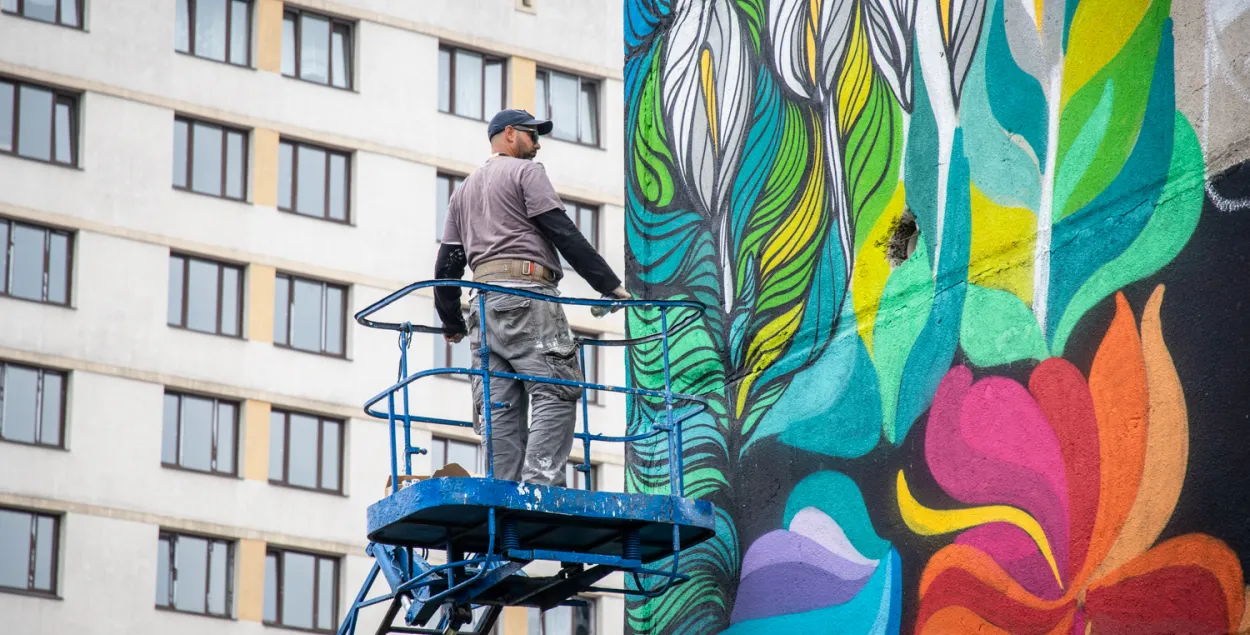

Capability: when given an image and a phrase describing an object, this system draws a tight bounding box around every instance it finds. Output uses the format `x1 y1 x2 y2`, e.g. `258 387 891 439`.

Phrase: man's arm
532 210 628 298
434 242 468 340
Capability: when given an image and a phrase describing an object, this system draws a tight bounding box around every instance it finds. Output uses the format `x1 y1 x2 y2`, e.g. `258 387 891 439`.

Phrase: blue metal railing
354 280 708 498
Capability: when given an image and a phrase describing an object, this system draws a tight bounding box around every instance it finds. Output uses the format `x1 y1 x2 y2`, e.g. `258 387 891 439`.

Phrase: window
557 201 600 271
0 362 64 448
167 254 244 337
528 599 594 634
0 0 81 28
273 274 347 356
161 392 238 476
268 409 343 493
0 218 71 306
573 330 599 405
282 9 353 89
0 78 77 165
435 172 465 240
438 46 505 121
0 507 58 596
535 69 599 146
173 117 248 201
564 461 596 491
156 532 233 617
278 139 350 222
264 547 338 631
175 0 251 66
429 436 481 474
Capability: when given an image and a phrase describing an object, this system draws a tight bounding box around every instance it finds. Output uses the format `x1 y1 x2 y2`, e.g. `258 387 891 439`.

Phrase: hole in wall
885 208 919 268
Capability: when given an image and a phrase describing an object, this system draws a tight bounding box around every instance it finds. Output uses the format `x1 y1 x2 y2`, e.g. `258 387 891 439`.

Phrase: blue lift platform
338 281 717 635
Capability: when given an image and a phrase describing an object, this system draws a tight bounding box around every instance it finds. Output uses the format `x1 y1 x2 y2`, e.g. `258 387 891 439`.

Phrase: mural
623 0 1250 632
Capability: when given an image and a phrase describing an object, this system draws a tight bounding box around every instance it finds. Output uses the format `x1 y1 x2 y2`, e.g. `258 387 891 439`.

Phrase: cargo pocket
489 295 533 343
543 340 585 402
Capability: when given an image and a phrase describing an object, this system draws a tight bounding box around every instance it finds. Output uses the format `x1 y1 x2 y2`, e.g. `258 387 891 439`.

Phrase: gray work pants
468 286 583 485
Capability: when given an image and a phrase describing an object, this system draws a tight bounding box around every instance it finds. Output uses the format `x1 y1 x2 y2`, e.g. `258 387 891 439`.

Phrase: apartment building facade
0 1 627 634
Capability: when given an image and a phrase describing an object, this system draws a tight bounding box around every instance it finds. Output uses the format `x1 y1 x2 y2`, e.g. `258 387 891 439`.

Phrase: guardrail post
478 292 494 480
400 328 414 477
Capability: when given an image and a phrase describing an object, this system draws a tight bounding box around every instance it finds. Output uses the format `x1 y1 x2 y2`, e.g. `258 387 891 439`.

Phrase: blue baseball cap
487 109 553 139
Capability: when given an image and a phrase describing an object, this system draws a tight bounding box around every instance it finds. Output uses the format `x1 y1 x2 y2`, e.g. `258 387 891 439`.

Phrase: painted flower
898 287 1248 634
722 472 901 634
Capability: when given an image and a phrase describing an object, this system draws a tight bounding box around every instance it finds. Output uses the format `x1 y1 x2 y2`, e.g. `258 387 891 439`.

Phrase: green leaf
872 239 934 434
1052 80 1114 219
960 284 1048 367
633 40 675 208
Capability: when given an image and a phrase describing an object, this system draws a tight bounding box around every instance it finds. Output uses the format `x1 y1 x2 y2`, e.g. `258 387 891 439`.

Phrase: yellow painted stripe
897 471 1064 589
700 49 720 154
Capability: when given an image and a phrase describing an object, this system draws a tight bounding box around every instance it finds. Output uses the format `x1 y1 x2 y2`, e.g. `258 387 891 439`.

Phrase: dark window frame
167 253 246 338
0 506 60 598
429 435 483 475
535 68 602 147
564 201 600 250
155 531 235 618
434 172 465 242
277 138 351 224
268 408 345 495
161 391 240 477
264 547 339 632
1 0 84 29
572 329 600 405
172 116 250 202
175 0 254 68
281 8 354 90
273 273 349 358
0 360 67 449
0 217 74 307
438 45 507 122
0 76 79 167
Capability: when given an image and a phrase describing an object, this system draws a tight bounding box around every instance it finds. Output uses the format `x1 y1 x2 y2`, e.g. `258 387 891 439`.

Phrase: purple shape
956 523 1063 600
730 562 872 624
739 529 878 582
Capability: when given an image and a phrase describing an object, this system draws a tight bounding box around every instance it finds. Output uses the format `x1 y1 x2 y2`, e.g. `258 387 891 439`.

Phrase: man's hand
610 286 632 300
444 333 464 344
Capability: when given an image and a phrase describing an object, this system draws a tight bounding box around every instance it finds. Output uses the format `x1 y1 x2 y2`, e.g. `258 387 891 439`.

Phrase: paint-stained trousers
468 285 583 485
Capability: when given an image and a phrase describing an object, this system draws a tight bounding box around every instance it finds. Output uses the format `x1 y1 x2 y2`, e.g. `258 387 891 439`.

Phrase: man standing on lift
434 109 630 486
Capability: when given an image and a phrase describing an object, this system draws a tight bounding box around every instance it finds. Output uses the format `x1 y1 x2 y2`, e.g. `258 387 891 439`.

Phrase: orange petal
1241 586 1250 633
1090 534 1246 632
1080 293 1149 583
1095 285 1189 581
920 606 1012 635
917 545 1075 633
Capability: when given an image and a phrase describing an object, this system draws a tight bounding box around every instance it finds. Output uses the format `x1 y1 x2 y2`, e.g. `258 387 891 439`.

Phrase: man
434 109 630 485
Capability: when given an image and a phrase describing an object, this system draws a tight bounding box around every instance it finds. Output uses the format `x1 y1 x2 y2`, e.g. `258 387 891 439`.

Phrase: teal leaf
960 284 1048 367
873 239 934 443
984 0 1048 170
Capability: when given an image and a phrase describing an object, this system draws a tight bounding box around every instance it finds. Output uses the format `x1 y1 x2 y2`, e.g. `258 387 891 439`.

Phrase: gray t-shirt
442 156 565 277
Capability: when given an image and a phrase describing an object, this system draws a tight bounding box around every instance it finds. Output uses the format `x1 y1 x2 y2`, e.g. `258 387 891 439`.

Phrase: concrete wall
0 1 631 633
624 0 1250 633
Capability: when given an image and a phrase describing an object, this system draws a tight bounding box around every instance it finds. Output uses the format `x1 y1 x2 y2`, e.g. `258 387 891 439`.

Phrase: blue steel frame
338 281 710 635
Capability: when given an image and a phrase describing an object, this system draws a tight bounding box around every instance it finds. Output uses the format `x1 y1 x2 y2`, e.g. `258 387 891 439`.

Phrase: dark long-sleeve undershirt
433 208 623 336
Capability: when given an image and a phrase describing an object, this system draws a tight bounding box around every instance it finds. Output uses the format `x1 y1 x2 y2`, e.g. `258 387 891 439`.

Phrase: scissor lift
337 281 717 635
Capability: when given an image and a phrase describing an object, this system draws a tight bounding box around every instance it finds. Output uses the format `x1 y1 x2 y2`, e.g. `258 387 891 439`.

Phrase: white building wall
0 0 632 633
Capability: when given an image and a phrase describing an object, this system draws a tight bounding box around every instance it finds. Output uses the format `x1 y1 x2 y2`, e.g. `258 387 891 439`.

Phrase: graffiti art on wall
623 0 1250 633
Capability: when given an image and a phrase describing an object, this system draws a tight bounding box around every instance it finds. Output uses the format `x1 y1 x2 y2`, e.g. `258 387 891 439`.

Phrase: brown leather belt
472 258 558 285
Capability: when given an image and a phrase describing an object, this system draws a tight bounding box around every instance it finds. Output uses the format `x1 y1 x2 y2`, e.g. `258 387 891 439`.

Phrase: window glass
273 276 290 345
453 50 483 119
1 366 37 443
25 0 55 23
331 26 350 89
46 232 68 304
282 552 315 629
53 100 72 164
438 49 451 112
579 82 598 145
324 285 344 355
195 0 228 61
300 14 330 84
180 395 214 471
263 553 278 622
162 393 180 464
230 0 250 65
320 420 339 490
287 413 319 488
175 536 209 613
317 558 335 629
277 142 293 209
10 224 45 301
40 373 62 446
208 540 229 615
548 72 579 141
535 73 549 121
186 258 221 333
61 0 79 27
484 60 503 116
156 537 171 606
328 153 347 221
0 510 28 589
172 120 189 188
447 439 479 473
268 412 285 481
291 279 323 352
0 82 13 152
225 131 245 199
296 145 326 217
281 14 296 75
436 175 451 236
191 123 224 196
221 267 240 336
176 0 191 52
17 85 53 161
217 402 236 473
